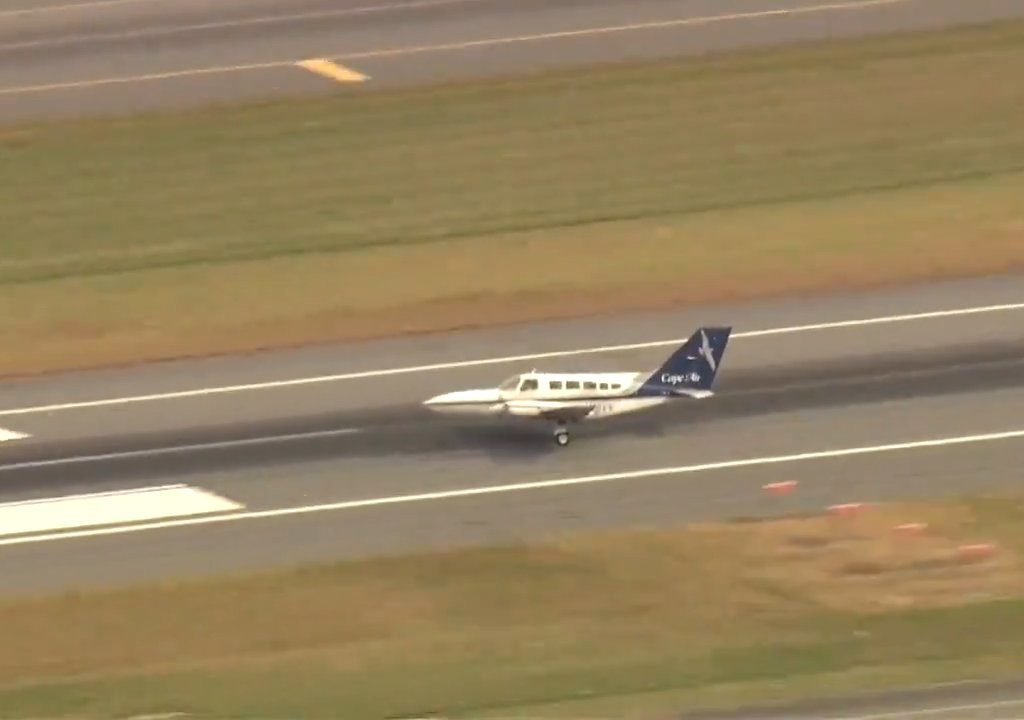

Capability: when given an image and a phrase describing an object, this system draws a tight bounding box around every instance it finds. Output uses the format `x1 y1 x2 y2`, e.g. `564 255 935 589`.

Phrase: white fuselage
423 371 668 421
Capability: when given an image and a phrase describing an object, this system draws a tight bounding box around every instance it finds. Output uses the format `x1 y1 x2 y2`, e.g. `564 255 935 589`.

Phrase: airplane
423 326 732 447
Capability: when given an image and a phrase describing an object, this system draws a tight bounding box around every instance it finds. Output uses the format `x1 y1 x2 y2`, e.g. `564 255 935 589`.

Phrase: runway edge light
762 480 798 496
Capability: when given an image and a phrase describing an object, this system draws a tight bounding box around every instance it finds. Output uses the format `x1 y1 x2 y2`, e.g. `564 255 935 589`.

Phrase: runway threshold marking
0 427 362 472
2 426 1024 547
0 0 912 95
0 428 29 442
1 300 1021 417
297 59 369 84
0 484 243 537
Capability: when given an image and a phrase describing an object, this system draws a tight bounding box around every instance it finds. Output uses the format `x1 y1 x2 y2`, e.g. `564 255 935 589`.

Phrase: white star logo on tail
698 330 717 372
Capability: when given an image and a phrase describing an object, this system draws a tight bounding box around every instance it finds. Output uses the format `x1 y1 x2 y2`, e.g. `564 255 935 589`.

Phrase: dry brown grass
3 19 1024 377
2 171 1024 378
1 496 1023 718
725 505 1024 612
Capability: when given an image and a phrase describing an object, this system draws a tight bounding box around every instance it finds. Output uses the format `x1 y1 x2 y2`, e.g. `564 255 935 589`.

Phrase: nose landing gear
553 422 570 447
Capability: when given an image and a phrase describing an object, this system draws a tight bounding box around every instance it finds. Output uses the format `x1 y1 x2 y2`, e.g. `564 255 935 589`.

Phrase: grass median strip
1 495 1024 718
3 19 1024 376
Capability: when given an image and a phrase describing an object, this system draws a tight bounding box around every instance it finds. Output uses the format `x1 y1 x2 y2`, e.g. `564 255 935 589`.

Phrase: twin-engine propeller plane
423 326 732 447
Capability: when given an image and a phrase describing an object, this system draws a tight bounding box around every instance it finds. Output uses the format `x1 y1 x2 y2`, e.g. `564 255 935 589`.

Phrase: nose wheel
553 425 570 447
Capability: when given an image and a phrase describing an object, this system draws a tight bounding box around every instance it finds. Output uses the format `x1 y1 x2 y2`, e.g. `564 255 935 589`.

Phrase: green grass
3 19 1024 376
1 497 1024 718
6 19 1024 283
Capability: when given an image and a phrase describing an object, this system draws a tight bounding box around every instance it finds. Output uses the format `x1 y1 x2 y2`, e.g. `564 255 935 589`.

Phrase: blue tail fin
637 327 732 396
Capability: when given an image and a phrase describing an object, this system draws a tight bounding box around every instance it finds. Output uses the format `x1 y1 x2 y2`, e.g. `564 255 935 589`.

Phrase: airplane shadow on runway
6 345 1023 488
358 349 1024 464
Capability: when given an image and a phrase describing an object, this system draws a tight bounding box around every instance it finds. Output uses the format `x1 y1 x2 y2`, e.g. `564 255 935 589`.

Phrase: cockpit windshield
498 375 522 391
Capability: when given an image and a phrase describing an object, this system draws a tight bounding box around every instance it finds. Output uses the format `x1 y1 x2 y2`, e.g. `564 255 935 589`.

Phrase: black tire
554 430 570 447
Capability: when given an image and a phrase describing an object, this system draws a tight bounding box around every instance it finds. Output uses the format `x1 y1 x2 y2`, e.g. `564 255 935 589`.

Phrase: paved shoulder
681 677 1024 719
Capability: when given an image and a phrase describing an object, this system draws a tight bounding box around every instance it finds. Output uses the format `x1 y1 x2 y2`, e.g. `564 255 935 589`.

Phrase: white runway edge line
0 0 911 94
333 0 910 62
2 427 1024 547
0 484 243 538
2 300 1022 418
0 0 165 17
0 0 491 47
0 428 362 473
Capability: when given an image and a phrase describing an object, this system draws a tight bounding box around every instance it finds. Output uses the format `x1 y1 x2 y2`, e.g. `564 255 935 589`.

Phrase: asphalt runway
1 279 1024 718
3 0 1024 122
1 272 1023 595
2 0 1020 590
3 2 1024 715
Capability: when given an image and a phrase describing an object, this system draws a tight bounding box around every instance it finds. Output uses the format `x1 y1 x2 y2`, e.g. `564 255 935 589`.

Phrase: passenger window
566 381 580 390
599 383 608 390
611 384 620 389
583 382 596 390
549 381 562 390
520 379 538 391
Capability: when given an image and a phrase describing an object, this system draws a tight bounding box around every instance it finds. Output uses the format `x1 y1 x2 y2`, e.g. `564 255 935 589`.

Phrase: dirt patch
732 505 1023 612
1 497 1024 718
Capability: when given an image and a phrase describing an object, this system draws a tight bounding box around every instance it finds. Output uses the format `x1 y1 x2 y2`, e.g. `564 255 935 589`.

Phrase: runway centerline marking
0 428 362 472
0 0 912 95
2 426 1023 547
0 427 30 442
297 59 369 84
1 300 1021 417
0 483 242 537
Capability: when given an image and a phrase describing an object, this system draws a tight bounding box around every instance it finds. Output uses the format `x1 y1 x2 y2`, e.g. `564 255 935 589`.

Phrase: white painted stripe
0 427 362 473
334 0 910 63
0 0 486 47
0 484 242 537
1 301 1021 418
1 426 1022 547
0 0 912 94
0 0 164 17
0 428 29 442
0 0 480 20
0 483 184 507
831 697 1024 719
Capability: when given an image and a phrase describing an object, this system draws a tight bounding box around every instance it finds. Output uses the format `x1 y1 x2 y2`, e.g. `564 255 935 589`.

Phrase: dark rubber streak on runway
2 340 1022 493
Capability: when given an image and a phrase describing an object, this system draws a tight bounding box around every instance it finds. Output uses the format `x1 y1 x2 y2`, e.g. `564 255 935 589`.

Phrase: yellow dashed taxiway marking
296 59 370 84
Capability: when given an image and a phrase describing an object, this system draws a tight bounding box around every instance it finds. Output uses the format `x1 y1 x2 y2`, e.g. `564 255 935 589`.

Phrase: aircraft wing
503 400 597 423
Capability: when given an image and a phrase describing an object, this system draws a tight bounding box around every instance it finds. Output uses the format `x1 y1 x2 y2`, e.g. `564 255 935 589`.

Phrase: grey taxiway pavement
3 0 1024 122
